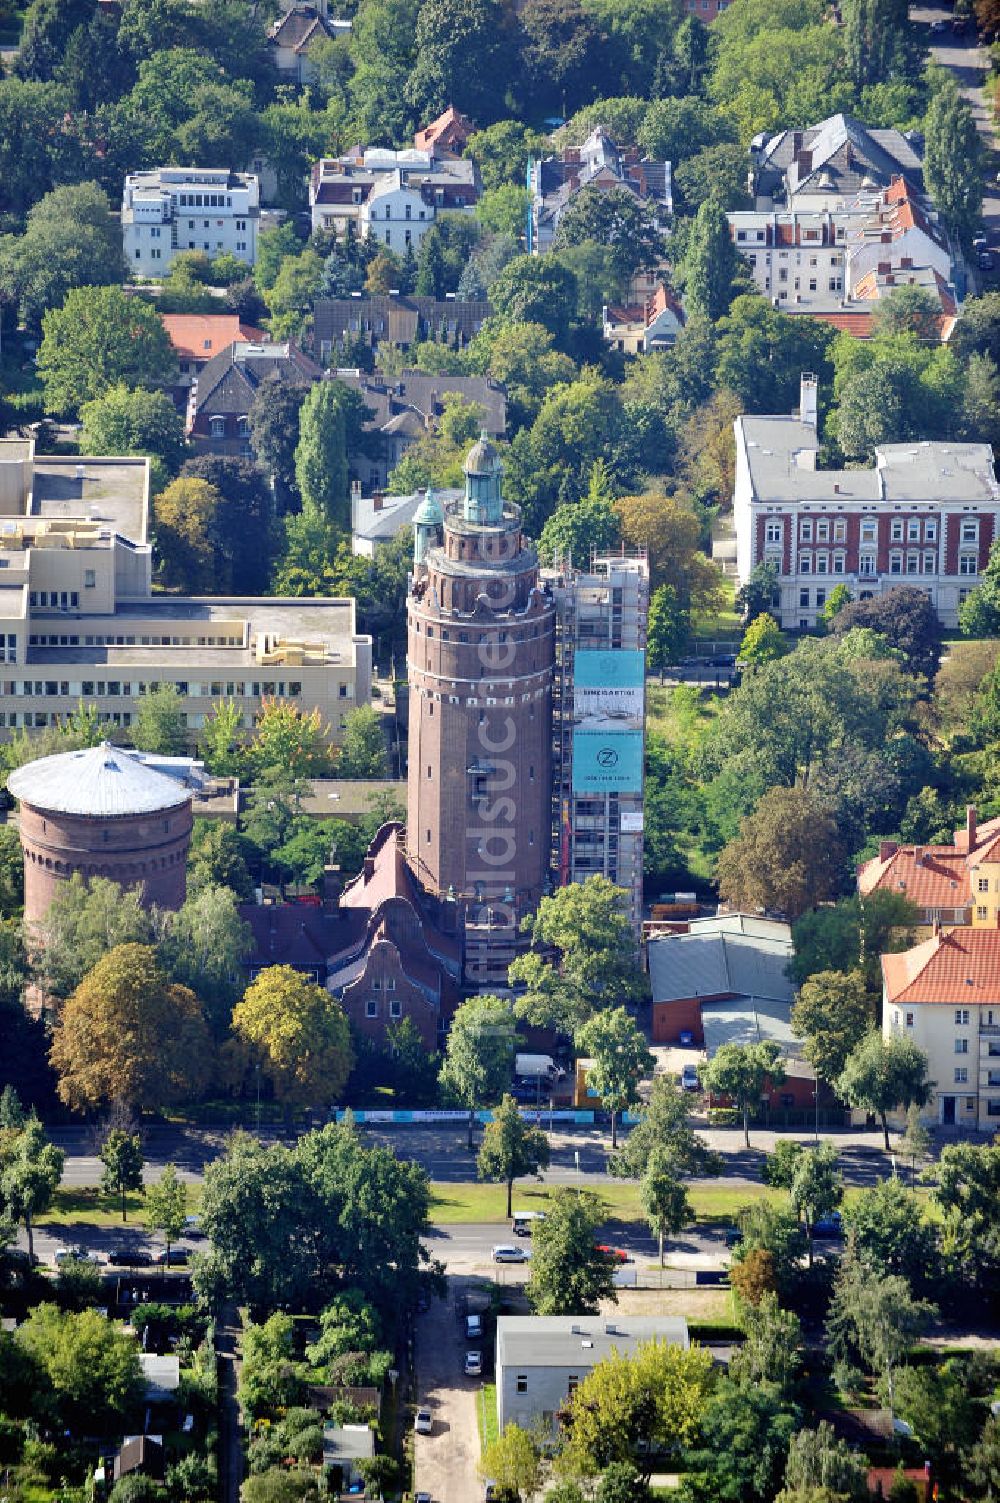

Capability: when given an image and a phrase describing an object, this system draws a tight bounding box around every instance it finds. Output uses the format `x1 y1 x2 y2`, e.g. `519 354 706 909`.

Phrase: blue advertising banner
572 727 643 793
573 648 645 732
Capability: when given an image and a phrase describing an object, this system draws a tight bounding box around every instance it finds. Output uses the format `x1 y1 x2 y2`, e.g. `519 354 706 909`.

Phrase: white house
883 925 1000 1130
496 1316 689 1435
309 149 478 245
123 169 260 277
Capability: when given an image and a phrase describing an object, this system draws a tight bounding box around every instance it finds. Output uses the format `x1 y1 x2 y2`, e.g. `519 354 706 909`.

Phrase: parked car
974 232 989 250
724 1226 743 1248
184 1215 204 1239
596 1244 631 1264
107 1247 153 1267
980 251 995 270
811 1211 844 1239
930 17 949 30
414 1408 433 1435
153 1247 190 1266
681 1064 700 1092
465 1351 483 1376
492 1244 530 1263
54 1245 98 1266
466 1313 483 1340
679 1029 695 1047
415 1494 433 1503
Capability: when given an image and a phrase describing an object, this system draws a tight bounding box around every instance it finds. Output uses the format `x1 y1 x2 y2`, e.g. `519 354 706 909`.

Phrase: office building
123 168 260 277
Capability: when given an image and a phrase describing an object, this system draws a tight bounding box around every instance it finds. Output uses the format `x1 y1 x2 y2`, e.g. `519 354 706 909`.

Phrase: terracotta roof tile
161 315 265 362
858 845 970 908
811 311 874 337
883 926 1000 1004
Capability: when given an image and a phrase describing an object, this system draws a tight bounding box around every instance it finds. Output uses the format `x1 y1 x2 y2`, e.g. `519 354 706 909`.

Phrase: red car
596 1244 631 1264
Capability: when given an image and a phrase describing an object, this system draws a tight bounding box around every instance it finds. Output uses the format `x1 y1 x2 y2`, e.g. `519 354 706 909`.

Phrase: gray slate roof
647 926 795 1007
496 1315 689 1370
756 113 924 202
702 995 812 1075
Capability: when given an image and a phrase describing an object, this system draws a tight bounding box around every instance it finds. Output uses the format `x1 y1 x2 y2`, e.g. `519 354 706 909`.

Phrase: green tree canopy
575 1006 654 1150
37 285 177 415
701 1040 786 1148
836 1031 933 1151
477 1093 550 1219
526 1187 617 1316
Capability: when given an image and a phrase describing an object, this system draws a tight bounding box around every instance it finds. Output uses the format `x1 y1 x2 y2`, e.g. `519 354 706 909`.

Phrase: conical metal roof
7 743 193 818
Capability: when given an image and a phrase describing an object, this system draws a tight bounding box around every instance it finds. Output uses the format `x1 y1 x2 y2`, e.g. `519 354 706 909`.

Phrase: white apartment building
123 169 260 277
0 441 371 742
733 376 1000 631
309 149 478 246
883 926 1000 1130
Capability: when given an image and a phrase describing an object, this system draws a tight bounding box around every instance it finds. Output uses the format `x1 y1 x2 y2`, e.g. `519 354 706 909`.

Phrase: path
413 1280 482 1503
216 1304 245 1503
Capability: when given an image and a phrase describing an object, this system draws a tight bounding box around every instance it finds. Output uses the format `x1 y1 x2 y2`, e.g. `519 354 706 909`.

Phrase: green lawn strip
476 1382 499 1456
37 1183 202 1230
428 1180 782 1226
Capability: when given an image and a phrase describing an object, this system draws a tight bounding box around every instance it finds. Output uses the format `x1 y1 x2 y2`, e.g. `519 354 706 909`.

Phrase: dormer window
209 416 225 438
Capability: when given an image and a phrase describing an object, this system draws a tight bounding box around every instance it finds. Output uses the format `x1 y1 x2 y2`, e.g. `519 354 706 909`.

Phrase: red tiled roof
161 315 265 362
414 105 475 154
858 845 969 908
883 926 1000 1004
811 311 874 337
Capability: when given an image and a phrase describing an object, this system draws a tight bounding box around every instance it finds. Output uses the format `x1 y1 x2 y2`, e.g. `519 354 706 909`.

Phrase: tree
559 1338 715 1481
728 1291 801 1395
15 1304 142 1433
615 491 725 611
714 297 835 418
836 1031 932 1152
49 943 213 1112
611 1073 718 1181
132 683 188 756
701 1041 786 1149
180 455 276 595
480 1425 542 1501
929 1140 1000 1290
682 1380 799 1503
641 1150 691 1266
732 1201 808 1300
477 1094 550 1219
575 1007 653 1150
0 180 126 332
647 584 690 677
831 586 943 681
553 186 664 282
789 1141 842 1265
405 0 510 124
144 1163 188 1266
791 971 873 1086
537 490 622 570
781 1422 869 1503
897 1104 932 1186
79 385 186 482
0 1116 64 1263
739 614 787 670
0 826 24 919
844 1176 939 1290
826 1256 935 1413
821 583 853 627
924 80 984 245
251 699 330 780
294 381 351 528
716 786 846 921
30 874 155 1000
154 476 223 593
893 1362 979 1496
439 994 516 1147
467 318 576 428
489 254 579 345
526 1188 617 1316
99 1129 144 1223
736 560 779 626
250 376 308 515
265 248 324 338
970 1414 1000 1502
197 700 247 782
37 286 177 416
162 884 254 1033
233 966 354 1113
337 705 389 778
682 196 742 322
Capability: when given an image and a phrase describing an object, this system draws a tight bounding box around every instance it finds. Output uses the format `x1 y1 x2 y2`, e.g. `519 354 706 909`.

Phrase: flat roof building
123 168 260 278
0 439 372 744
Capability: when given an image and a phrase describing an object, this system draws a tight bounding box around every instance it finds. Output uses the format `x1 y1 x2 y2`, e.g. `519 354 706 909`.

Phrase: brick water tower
8 742 195 928
406 439 556 987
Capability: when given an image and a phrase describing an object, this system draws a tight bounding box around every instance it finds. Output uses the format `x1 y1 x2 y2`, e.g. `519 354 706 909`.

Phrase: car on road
107 1247 153 1267
681 1064 700 1092
811 1211 844 1239
153 1247 190 1266
930 17 949 29
465 1350 483 1376
415 1494 433 1503
492 1244 530 1263
54 1245 100 1266
414 1408 433 1435
974 232 989 250
596 1244 631 1264
724 1226 743 1248
184 1215 204 1239
466 1313 483 1339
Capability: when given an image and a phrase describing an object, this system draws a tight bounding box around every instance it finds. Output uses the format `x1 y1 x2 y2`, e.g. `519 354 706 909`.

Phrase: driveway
413 1280 487 1503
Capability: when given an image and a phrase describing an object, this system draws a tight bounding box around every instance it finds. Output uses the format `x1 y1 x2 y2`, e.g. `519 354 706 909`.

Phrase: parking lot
413 1278 488 1503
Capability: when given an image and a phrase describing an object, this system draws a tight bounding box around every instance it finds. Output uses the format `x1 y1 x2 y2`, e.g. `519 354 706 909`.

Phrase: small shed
139 1353 181 1403
113 1435 165 1483
323 1423 374 1489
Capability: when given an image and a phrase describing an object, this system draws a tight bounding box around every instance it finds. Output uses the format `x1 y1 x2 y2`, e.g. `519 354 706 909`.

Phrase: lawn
36 1184 202 1229
428 1179 781 1226
476 1382 499 1456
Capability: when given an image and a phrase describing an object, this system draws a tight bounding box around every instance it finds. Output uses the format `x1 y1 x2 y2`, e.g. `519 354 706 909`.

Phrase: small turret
463 430 503 525
412 486 444 564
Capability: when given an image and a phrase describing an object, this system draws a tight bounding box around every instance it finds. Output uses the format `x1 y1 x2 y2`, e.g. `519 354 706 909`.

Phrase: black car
107 1247 153 1267
153 1247 190 1266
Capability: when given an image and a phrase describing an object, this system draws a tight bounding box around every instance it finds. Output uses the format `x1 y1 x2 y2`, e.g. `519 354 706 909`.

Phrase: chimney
932 917 941 937
879 840 898 861
968 805 978 851
372 490 384 512
799 372 818 428
322 863 341 914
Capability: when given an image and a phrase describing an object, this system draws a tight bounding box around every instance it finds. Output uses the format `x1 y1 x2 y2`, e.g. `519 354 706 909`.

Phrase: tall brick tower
407 436 555 987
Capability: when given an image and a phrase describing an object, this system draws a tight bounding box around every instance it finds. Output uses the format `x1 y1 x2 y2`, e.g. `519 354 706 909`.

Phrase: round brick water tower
8 742 194 927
